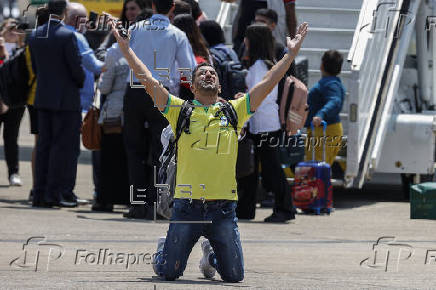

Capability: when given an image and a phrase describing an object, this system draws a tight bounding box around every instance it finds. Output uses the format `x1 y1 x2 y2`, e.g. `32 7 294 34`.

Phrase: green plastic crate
410 182 436 220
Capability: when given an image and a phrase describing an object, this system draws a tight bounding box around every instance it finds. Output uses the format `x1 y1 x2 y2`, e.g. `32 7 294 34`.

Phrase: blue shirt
128 14 196 94
65 25 104 112
305 76 345 127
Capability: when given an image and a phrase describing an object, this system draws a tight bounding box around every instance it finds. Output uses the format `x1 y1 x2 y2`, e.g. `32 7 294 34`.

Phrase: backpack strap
210 46 234 63
174 100 194 143
214 101 238 136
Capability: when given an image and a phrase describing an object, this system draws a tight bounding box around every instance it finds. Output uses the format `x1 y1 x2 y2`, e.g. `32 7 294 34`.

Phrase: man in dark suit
28 0 85 207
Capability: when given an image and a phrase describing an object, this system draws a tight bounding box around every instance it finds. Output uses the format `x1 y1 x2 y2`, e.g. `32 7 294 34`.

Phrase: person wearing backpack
236 24 295 223
0 18 26 186
110 14 308 282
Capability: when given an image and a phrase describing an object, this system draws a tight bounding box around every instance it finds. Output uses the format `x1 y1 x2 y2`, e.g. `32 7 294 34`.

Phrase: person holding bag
236 24 295 223
91 43 130 212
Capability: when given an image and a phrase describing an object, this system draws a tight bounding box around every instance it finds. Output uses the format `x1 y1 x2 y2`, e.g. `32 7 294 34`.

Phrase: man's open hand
286 22 308 58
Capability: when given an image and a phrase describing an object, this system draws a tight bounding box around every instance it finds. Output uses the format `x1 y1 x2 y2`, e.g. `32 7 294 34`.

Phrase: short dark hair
135 8 153 22
48 0 67 16
255 8 278 24
152 0 174 14
322 50 343 76
36 7 50 26
174 0 191 16
191 62 214 85
180 0 202 20
199 20 225 47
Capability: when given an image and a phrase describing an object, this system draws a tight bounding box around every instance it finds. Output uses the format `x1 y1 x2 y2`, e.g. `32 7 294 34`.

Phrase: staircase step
297 7 360 30
300 48 351 71
302 27 355 51
297 0 363 10
308 69 352 89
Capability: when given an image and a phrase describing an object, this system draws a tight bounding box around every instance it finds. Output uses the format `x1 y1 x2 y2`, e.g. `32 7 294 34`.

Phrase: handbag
236 135 255 179
81 83 101 150
102 116 122 134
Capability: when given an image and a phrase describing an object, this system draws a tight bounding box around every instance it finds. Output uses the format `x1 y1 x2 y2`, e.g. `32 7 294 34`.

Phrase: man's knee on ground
220 267 244 283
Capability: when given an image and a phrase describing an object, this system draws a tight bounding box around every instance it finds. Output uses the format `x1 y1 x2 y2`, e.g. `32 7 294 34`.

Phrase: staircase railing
345 0 421 187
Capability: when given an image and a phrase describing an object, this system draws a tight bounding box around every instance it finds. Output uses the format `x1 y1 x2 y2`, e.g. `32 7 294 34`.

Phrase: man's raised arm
109 19 168 110
249 22 308 112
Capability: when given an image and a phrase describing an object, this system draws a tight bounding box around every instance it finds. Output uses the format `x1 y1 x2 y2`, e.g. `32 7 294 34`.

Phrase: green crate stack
410 182 436 220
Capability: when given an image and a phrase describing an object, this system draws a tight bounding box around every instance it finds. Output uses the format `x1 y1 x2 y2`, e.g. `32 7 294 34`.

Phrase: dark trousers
92 150 100 194
237 130 294 219
123 86 168 205
33 109 81 204
98 132 129 205
155 199 244 282
0 107 25 177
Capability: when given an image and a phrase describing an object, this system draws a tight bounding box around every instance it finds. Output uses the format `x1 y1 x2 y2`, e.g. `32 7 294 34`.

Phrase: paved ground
1 113 436 290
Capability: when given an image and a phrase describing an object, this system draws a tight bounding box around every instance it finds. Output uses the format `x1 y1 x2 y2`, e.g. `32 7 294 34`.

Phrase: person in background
92 9 152 212
169 0 191 22
65 2 105 206
222 0 296 53
93 39 130 212
65 2 104 112
28 0 85 208
25 7 50 201
0 18 26 186
121 0 196 219
199 19 238 61
99 0 149 50
181 0 207 24
173 14 210 64
236 24 295 223
305 50 345 165
241 8 295 77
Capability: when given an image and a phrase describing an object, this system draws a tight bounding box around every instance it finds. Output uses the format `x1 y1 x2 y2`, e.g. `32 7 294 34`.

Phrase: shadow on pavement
333 182 405 210
140 277 251 287
0 145 92 165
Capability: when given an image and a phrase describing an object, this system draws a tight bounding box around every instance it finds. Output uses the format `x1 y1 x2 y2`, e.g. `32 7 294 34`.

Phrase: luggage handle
310 120 327 162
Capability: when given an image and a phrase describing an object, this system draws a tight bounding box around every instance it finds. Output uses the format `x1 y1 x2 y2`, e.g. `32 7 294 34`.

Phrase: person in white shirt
237 24 295 223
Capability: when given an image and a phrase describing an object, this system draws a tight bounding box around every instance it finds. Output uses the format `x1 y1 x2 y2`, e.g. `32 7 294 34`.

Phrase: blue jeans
154 199 244 282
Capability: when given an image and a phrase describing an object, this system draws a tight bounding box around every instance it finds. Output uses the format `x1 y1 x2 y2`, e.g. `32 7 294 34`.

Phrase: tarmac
1 113 436 290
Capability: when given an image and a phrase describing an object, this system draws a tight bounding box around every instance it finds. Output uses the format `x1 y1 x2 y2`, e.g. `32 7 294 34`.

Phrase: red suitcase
292 121 333 214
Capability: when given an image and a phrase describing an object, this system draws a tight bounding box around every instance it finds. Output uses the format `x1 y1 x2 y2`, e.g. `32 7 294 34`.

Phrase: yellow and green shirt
162 94 253 201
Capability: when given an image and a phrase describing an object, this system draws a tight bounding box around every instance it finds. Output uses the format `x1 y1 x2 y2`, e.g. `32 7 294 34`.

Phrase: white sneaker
9 174 22 186
199 239 216 279
152 237 166 275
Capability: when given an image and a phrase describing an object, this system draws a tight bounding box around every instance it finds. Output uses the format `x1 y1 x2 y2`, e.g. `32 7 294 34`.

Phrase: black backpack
156 100 238 218
0 47 33 108
210 47 247 100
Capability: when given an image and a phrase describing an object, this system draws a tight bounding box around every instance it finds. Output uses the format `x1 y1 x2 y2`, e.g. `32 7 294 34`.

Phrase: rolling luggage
292 121 333 214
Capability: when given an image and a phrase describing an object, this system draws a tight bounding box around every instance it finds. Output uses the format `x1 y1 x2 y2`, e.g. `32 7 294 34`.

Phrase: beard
198 79 219 95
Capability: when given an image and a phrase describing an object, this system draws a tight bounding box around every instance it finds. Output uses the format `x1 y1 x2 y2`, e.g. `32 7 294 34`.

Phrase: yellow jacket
25 45 37 105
